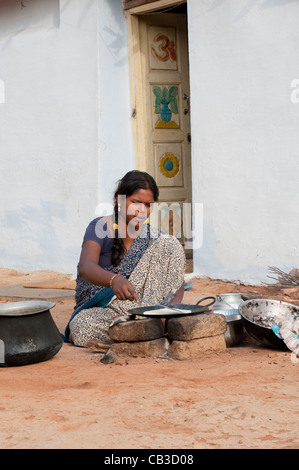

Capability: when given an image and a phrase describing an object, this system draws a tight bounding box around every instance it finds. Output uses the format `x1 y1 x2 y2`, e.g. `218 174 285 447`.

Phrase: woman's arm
78 240 138 301
78 240 111 287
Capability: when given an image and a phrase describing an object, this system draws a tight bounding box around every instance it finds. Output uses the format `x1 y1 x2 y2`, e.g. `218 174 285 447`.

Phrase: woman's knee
69 308 113 346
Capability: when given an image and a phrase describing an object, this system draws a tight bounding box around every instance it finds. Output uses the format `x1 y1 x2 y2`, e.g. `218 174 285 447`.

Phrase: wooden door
138 13 192 246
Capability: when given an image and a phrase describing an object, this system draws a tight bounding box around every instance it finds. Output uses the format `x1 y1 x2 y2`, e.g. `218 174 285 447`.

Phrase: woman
64 170 186 347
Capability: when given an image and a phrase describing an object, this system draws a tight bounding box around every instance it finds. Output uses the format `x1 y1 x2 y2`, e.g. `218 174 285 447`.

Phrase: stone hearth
107 314 226 361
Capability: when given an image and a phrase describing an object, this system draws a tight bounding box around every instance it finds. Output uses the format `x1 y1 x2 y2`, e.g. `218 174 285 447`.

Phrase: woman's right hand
111 275 139 302
78 240 139 302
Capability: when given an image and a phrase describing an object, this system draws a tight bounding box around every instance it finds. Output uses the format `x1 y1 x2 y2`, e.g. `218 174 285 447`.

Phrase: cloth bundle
272 312 299 356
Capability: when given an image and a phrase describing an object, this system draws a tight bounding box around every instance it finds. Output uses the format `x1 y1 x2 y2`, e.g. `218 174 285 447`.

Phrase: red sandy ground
0 269 298 449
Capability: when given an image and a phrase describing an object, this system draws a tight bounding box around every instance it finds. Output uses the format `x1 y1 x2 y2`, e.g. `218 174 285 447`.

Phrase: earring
118 203 121 212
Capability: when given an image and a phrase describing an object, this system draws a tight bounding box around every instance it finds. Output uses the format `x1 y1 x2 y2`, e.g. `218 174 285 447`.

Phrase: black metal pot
0 300 63 367
241 315 287 349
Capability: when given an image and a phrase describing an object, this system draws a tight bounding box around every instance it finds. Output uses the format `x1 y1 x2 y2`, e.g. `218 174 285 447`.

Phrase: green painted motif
153 86 178 116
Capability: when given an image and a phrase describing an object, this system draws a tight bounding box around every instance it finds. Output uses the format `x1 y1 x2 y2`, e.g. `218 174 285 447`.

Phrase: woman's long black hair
111 170 159 266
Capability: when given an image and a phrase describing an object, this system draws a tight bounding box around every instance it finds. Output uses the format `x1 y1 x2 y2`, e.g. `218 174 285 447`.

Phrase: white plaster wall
2 0 298 284
96 0 134 209
188 0 299 283
0 0 133 274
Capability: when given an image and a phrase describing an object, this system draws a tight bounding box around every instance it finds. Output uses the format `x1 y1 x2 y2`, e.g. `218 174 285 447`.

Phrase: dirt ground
0 269 298 450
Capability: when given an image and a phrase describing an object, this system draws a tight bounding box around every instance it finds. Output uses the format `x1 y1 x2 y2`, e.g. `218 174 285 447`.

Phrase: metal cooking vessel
213 293 243 318
213 293 244 346
239 299 298 350
0 300 63 367
224 320 244 347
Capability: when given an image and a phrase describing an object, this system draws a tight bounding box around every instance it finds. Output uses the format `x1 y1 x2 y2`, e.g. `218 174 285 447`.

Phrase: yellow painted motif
155 119 179 129
159 153 180 178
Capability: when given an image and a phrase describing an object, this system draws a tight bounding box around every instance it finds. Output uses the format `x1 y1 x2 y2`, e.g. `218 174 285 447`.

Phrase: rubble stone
166 313 226 341
111 337 169 358
289 268 299 279
109 318 164 342
281 286 299 300
167 334 226 360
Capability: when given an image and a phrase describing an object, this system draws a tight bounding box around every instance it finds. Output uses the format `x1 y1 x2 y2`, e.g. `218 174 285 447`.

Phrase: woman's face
118 188 155 230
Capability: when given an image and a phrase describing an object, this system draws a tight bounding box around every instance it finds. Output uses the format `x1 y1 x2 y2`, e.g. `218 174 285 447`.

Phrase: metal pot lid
0 300 56 317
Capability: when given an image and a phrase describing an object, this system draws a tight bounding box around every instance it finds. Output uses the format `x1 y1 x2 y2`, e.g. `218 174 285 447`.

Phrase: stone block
166 313 226 341
109 318 164 342
111 337 169 358
167 334 226 360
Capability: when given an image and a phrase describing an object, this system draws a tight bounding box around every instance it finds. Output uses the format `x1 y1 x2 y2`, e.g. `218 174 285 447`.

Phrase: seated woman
64 170 185 347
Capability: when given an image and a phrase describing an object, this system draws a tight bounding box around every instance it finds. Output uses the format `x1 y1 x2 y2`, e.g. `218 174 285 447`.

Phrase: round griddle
128 296 216 318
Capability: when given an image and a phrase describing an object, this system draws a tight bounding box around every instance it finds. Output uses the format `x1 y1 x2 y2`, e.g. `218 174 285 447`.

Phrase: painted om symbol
151 34 177 62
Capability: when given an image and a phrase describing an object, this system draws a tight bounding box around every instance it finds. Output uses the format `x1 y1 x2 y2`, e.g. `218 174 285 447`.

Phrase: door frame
124 0 188 171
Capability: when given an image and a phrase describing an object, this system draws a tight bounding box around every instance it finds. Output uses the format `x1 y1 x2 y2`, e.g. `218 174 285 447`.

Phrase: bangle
109 274 121 289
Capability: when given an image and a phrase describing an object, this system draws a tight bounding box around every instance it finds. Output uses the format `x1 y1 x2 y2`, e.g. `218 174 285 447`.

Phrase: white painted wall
96 0 134 207
0 0 133 274
1 0 298 285
188 0 299 283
